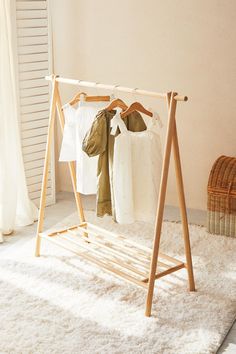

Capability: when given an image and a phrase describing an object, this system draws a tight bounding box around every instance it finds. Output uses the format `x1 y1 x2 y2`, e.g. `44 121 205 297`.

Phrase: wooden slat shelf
39 222 185 287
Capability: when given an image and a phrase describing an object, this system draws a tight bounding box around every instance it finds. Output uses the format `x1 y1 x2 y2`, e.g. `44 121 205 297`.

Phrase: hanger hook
77 80 85 97
111 84 119 100
93 82 100 95
132 87 138 102
77 79 81 90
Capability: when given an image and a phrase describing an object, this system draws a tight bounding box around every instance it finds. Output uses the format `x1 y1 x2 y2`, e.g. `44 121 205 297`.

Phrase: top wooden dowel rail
45 75 188 102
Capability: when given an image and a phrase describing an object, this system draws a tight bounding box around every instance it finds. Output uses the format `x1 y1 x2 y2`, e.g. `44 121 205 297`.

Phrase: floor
1 192 235 353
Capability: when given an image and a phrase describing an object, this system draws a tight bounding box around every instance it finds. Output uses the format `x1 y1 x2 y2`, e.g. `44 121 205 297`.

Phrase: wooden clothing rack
35 74 195 317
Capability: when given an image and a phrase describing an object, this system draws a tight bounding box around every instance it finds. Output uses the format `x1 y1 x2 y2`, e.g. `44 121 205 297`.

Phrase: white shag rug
0 211 236 354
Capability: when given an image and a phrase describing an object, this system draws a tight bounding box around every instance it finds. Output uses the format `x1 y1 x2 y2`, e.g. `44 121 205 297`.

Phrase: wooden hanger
105 98 128 111
121 101 153 118
69 92 110 106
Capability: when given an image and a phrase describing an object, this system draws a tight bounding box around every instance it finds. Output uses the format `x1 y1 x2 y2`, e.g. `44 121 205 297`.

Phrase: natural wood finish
45 75 188 101
47 224 86 236
47 221 176 271
75 224 151 263
87 222 152 255
78 226 175 270
145 92 178 317
69 91 110 106
35 76 58 257
61 232 148 278
40 222 185 286
87 222 183 266
69 229 150 269
121 101 153 118
155 263 185 279
40 232 148 288
168 92 195 292
64 230 179 279
143 263 185 282
55 86 85 224
36 74 194 317
105 98 128 111
68 91 86 105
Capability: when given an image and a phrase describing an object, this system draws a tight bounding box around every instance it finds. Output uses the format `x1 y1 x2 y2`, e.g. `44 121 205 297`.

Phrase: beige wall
51 0 236 211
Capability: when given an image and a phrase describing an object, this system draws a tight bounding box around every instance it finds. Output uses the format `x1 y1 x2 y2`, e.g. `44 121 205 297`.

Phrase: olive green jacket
82 109 146 219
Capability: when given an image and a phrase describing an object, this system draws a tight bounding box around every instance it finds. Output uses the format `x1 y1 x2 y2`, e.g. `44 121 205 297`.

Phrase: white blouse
112 109 162 224
59 101 107 195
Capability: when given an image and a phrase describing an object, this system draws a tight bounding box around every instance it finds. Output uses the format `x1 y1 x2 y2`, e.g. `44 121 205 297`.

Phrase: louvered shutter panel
15 0 55 207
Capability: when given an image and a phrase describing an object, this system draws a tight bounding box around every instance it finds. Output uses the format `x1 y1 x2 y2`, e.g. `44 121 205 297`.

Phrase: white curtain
0 0 38 241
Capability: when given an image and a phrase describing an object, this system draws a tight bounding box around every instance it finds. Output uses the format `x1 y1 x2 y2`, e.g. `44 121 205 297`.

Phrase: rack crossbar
45 75 188 102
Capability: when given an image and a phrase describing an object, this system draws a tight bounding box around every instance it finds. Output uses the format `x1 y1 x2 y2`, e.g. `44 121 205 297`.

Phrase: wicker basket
207 155 236 237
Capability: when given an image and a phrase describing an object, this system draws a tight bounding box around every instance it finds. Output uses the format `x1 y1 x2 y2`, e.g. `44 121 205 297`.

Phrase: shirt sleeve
82 111 107 157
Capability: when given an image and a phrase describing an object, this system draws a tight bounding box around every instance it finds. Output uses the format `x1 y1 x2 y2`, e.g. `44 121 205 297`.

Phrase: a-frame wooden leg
35 75 58 256
167 93 195 291
55 87 85 223
145 92 178 317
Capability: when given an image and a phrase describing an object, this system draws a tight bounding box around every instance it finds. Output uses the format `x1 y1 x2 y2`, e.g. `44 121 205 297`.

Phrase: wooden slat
24 158 45 171
143 263 186 283
21 110 49 122
17 27 48 37
16 10 47 20
23 142 46 154
23 150 46 163
18 35 48 46
21 118 48 131
22 134 47 147
155 264 185 279
19 61 48 72
73 227 169 271
25 165 45 178
88 223 152 256
48 225 84 236
19 53 48 64
17 18 47 28
21 102 49 114
87 222 183 266
69 229 150 270
61 233 148 278
19 69 48 81
27 172 51 186
76 225 151 263
20 78 46 89
21 126 48 139
40 234 148 289
20 94 48 106
18 44 48 55
16 2 47 11
20 85 48 97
